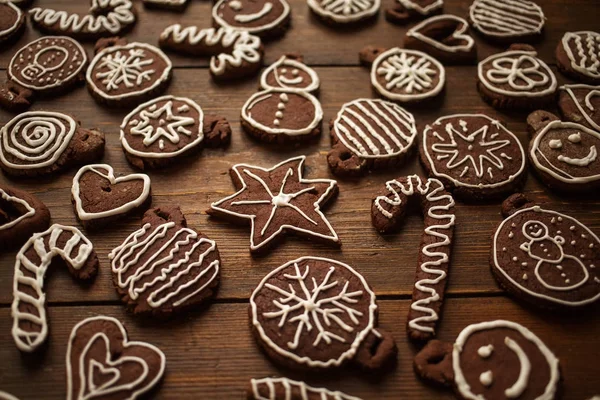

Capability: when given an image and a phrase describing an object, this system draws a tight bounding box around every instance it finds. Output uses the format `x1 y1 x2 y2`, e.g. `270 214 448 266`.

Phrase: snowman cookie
556 31 600 84
212 0 291 38
491 194 600 309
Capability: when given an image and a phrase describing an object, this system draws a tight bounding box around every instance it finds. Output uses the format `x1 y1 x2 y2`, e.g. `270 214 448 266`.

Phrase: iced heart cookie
558 84 600 132
212 0 291 38
66 316 165 400
327 98 417 176
143 0 189 11
414 320 560 400
0 1 25 46
491 194 600 309
0 111 105 177
421 114 527 200
249 377 362 399
468 0 545 42
208 156 339 254
527 110 600 192
109 207 220 315
250 256 396 370
386 0 443 25
556 31 600 85
11 224 98 352
307 0 380 25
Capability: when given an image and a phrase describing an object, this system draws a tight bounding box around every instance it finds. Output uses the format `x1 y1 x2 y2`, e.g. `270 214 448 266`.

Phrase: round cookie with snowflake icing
468 0 545 42
556 31 600 85
307 0 380 25
421 114 526 200
212 0 291 38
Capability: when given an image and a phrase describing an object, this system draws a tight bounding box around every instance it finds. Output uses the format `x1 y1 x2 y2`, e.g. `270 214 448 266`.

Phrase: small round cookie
307 0 380 25
558 84 600 132
491 195 600 309
109 207 221 315
370 47 445 103
556 31 600 84
212 0 291 38
87 40 172 107
0 1 25 46
328 98 417 176
386 0 443 25
477 44 557 110
468 0 545 42
421 114 527 200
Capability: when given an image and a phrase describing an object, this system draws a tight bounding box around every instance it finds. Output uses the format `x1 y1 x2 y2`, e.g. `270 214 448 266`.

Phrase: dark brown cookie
66 316 165 400
0 111 105 177
212 0 291 38
249 377 363 399
0 185 50 251
307 0 379 25
109 207 220 315
385 0 442 25
372 175 455 341
558 84 600 132
556 31 600 84
0 1 25 46
414 320 560 399
11 224 99 352
468 0 545 43
143 0 189 11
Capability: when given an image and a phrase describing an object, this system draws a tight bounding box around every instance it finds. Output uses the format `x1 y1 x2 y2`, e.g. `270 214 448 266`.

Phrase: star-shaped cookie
207 156 340 253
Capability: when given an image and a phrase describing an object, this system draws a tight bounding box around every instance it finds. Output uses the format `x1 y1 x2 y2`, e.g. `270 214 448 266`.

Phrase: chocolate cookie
527 110 600 192
0 111 105 177
468 0 545 42
208 156 340 254
29 0 136 41
556 31 600 84
143 0 189 11
414 320 560 400
421 114 527 200
11 224 99 352
327 98 417 176
558 84 600 132
212 0 291 38
87 39 172 107
404 15 476 64
71 164 151 230
491 195 600 309
159 25 263 80
477 44 557 110
372 175 455 341
250 256 396 370
0 1 25 46
249 377 362 400
0 36 88 112
386 0 443 25
66 316 165 400
0 185 51 251
109 207 220 315
307 0 380 25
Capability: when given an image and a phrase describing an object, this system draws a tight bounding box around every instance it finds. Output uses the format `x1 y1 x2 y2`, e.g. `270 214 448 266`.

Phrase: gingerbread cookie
0 1 25 46
208 156 339 254
109 207 220 315
327 98 417 176
120 95 231 170
29 0 136 41
11 224 98 352
250 256 396 370
468 0 545 42
0 185 51 251
0 111 105 177
421 114 527 200
260 55 320 92
404 15 476 64
307 0 380 25
372 175 455 341
386 0 443 25
66 316 165 400
87 39 172 107
159 25 263 80
0 37 88 112
72 164 151 230
477 44 557 110
414 320 560 399
558 84 600 132
527 111 600 192
212 0 291 38
249 377 362 400
143 0 189 11
556 31 600 84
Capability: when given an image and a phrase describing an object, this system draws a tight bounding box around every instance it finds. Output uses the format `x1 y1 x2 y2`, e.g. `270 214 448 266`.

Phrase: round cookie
212 0 291 38
421 114 527 200
556 31 600 84
558 84 600 132
260 55 319 92
468 0 545 42
307 0 380 25
0 1 25 46
386 0 443 25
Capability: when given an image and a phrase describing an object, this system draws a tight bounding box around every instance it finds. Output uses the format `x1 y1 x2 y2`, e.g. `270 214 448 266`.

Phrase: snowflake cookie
250 256 397 370
249 377 362 399
212 0 291 38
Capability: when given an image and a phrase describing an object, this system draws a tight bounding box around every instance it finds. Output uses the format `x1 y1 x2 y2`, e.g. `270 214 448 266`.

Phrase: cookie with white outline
0 185 50 251
249 377 362 400
556 31 600 84
0 1 25 46
414 319 560 400
468 0 545 42
307 0 380 25
212 0 291 38
386 0 442 25
558 84 600 132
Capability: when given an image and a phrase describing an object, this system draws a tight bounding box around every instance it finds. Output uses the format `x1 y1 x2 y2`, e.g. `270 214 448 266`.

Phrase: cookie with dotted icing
421 114 527 200
468 0 545 42
143 0 189 11
250 256 397 370
212 0 291 38
109 207 221 315
0 1 25 46
249 377 362 400
477 44 557 110
386 0 443 25
491 194 600 309
558 84 600 132
0 111 105 177
414 319 560 400
556 31 600 85
307 0 380 25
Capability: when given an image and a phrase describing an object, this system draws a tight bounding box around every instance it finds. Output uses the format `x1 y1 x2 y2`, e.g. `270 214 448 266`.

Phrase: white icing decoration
559 84 600 132
406 15 475 54
477 344 493 358
562 31 600 80
469 0 545 38
11 224 94 352
212 0 290 35
398 0 442 15
307 0 380 24
479 370 493 386
0 2 22 38
568 132 582 143
0 392 20 400
549 139 562 149
503 336 531 398
0 188 36 231
229 0 242 9
558 145 597 167
250 377 362 400
234 2 273 22
260 56 320 92
71 164 151 221
143 0 189 6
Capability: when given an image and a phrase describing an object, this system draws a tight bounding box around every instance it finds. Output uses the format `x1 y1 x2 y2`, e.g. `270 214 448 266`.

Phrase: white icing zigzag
250 377 363 400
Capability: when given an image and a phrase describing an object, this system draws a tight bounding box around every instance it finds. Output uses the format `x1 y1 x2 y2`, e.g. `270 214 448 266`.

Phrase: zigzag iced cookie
556 31 600 84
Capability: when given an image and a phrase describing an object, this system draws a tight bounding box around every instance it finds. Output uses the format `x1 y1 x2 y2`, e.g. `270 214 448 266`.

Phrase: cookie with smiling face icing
212 0 291 39
0 1 25 46
414 319 560 400
556 31 600 85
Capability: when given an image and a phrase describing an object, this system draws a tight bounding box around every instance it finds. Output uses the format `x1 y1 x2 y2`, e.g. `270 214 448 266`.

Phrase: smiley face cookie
212 0 291 38
556 31 600 84
558 84 600 132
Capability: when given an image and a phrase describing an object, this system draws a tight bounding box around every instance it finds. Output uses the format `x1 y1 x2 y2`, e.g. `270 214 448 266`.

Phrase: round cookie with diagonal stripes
327 98 418 176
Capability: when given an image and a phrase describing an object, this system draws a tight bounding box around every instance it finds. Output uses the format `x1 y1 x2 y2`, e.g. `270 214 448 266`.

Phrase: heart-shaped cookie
66 316 166 400
72 164 151 230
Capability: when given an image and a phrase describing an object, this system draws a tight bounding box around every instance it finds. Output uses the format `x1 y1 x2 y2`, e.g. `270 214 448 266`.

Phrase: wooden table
1 0 599 398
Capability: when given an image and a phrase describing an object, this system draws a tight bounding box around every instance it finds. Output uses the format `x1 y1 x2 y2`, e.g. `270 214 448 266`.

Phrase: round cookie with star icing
212 0 291 38
556 31 600 85
0 1 25 46
421 114 527 200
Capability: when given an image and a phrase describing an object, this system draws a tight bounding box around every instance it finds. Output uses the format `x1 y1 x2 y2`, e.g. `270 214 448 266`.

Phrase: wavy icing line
250 377 362 400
